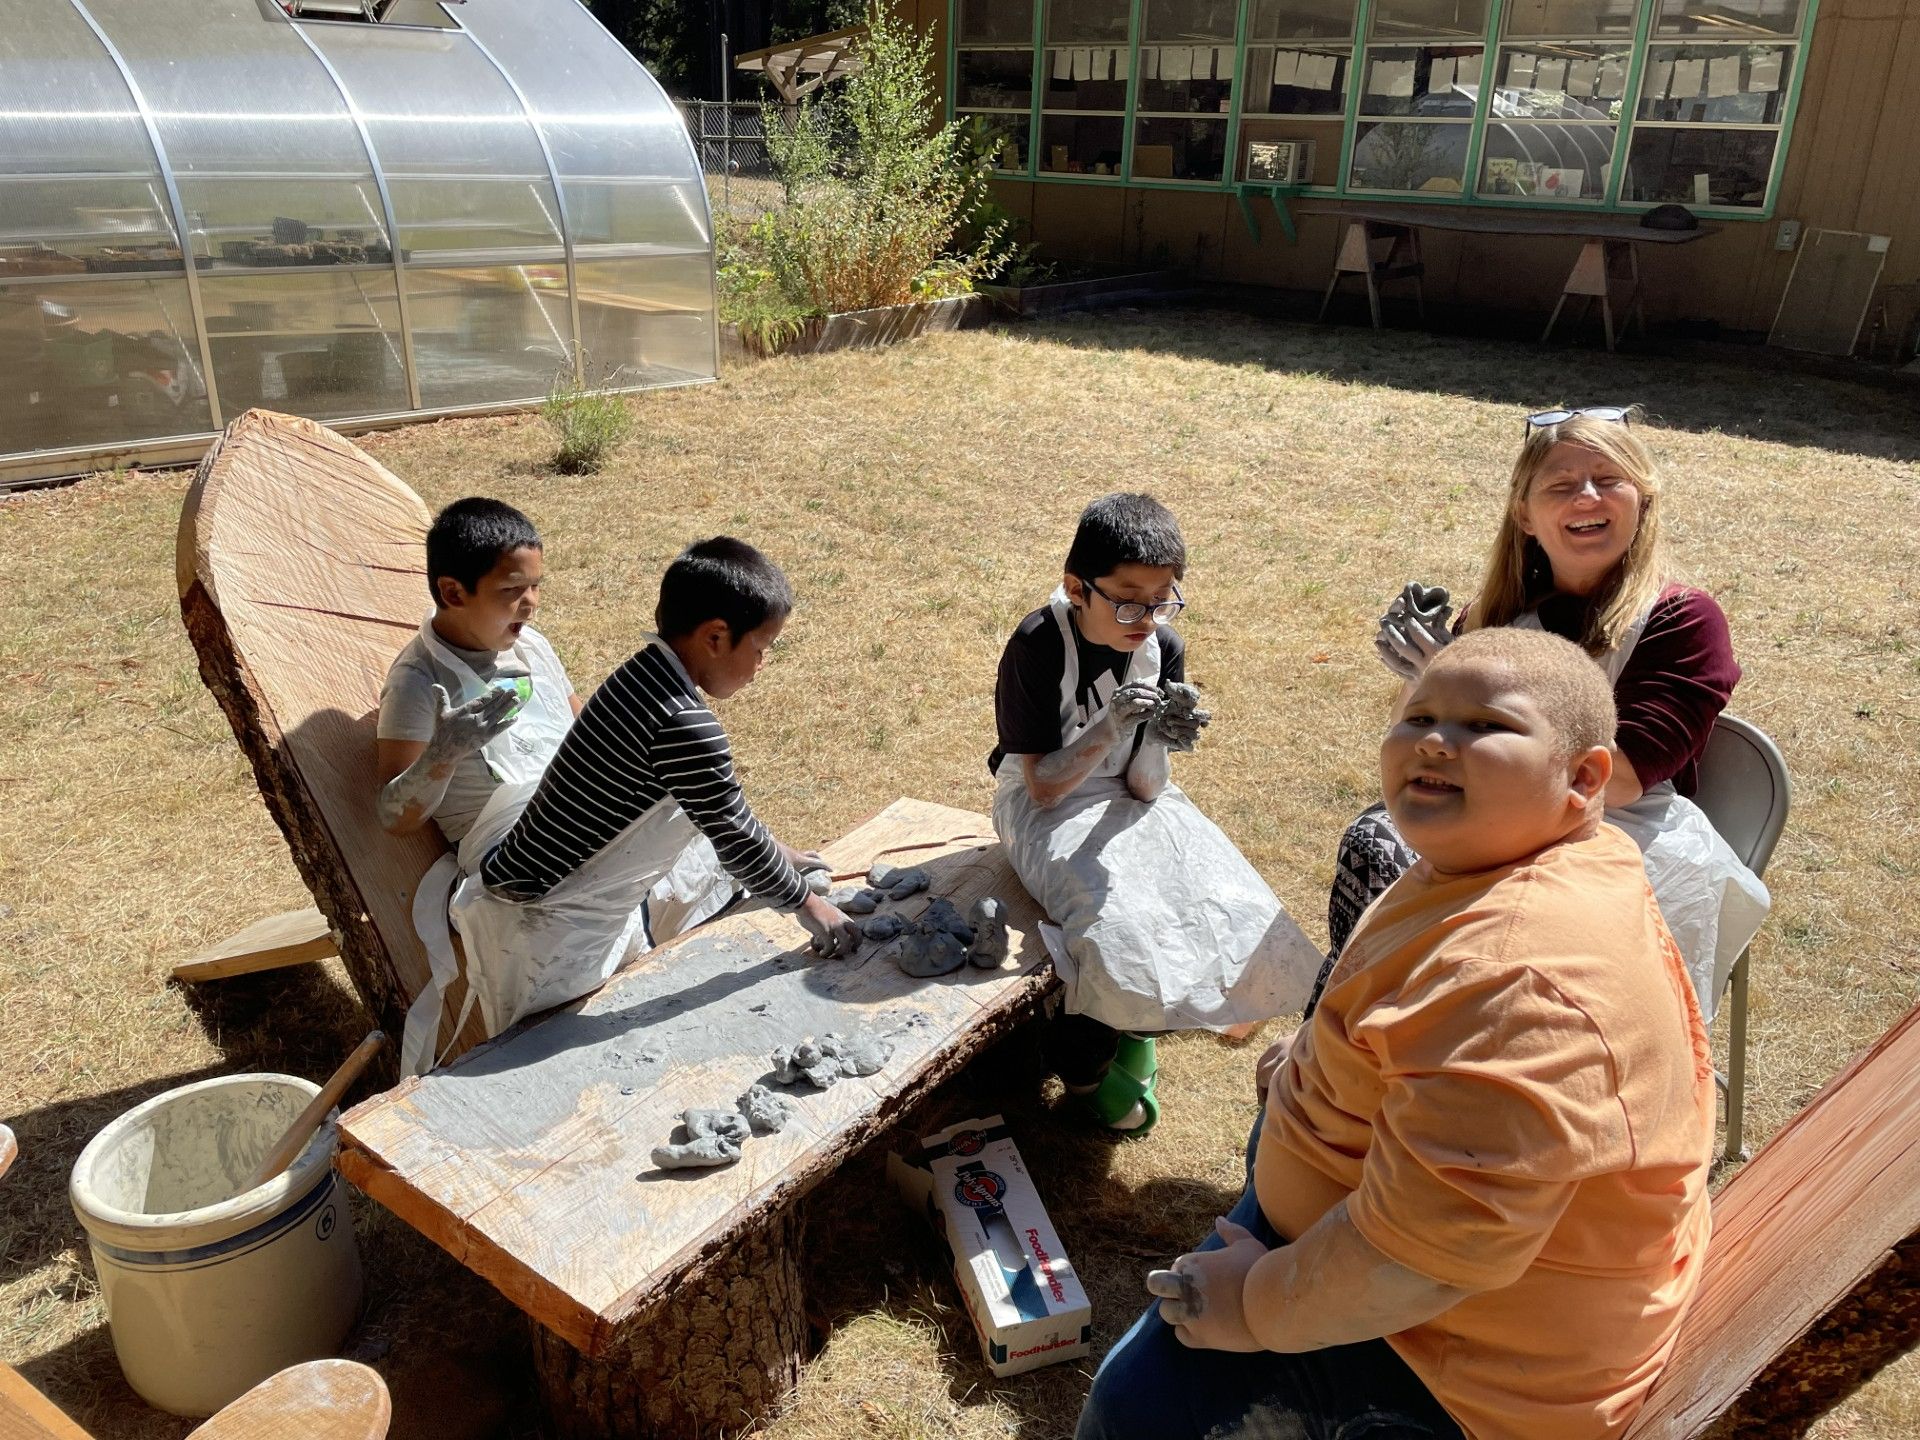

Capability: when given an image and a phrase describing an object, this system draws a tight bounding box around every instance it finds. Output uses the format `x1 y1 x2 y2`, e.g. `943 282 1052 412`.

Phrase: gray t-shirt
377 624 573 842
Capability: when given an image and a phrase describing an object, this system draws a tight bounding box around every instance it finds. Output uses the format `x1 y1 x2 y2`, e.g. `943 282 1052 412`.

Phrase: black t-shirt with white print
988 605 1185 775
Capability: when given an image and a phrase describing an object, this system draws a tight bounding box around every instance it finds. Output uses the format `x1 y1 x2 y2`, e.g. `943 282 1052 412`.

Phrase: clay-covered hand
797 893 861 959
1254 1025 1297 1101
1106 680 1162 731
425 683 519 760
1156 1218 1270 1352
1374 582 1454 680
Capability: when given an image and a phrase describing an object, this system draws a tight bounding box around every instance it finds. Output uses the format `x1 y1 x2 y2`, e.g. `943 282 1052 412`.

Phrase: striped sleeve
654 705 811 909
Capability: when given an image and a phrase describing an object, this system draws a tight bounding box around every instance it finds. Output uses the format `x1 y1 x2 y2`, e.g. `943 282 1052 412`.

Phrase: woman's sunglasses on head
1526 405 1631 432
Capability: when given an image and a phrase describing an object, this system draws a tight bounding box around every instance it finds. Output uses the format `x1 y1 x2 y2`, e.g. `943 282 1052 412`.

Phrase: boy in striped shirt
478 537 861 961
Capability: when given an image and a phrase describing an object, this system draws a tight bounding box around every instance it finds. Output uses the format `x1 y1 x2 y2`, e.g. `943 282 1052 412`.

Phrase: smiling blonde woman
1321 407 1770 1021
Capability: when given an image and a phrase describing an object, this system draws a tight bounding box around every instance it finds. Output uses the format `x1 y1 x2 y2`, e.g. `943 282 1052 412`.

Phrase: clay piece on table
1150 681 1209 753
768 1030 895 1087
836 887 886 915
861 912 908 943
804 867 833 896
967 896 1010 969
869 861 931 901
737 1083 797 1135
651 1133 743 1170
897 923 969 979
920 897 975 946
682 1108 752 1146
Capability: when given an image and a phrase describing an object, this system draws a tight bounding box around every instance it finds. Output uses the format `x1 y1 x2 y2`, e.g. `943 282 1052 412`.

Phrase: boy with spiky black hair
990 493 1319 1134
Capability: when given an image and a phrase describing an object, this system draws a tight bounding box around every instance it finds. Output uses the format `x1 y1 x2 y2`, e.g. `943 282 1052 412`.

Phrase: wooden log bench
176 410 1057 1437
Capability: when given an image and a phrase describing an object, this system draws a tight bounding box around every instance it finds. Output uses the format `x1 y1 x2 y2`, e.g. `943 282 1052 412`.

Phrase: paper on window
1142 46 1160 79
1272 49 1300 86
1429 55 1457 93
1162 46 1191 81
1072 47 1091 81
1053 47 1072 80
1706 54 1740 97
1567 57 1598 97
1508 52 1538 88
1114 46 1130 80
1672 57 1706 98
1456 53 1482 86
1748 49 1782 92
1319 53 1343 89
1213 47 1228 80
1693 171 1711 205
1537 57 1568 92
1597 57 1626 97
1647 58 1673 100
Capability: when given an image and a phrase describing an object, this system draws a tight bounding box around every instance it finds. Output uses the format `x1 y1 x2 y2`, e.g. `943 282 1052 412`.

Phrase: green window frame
945 0 1819 218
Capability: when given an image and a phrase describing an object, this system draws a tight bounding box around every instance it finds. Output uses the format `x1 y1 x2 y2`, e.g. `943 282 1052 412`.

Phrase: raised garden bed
977 267 1187 317
721 294 988 364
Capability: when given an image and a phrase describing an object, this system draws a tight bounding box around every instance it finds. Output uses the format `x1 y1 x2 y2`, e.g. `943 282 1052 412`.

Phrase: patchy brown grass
3 309 1917 1439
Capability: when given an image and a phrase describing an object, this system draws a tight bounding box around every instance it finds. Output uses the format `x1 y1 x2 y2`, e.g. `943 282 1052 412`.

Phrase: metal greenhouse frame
1 0 717 488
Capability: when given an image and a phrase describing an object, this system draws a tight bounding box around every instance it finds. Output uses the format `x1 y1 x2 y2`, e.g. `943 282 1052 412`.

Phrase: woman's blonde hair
1465 410 1670 654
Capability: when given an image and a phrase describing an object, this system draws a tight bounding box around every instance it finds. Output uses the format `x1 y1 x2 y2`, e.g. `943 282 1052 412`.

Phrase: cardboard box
889 1115 1091 1377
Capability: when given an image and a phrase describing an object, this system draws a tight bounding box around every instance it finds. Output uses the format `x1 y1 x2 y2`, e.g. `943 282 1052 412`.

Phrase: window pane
1502 0 1641 37
0 178 182 273
961 0 1037 43
1133 117 1228 180
174 178 392 268
1493 44 1630 120
1250 0 1363 42
1136 46 1236 112
1656 0 1802 36
1348 119 1472 191
405 265 572 408
959 113 1034 171
1478 122 1615 198
574 256 714 387
384 178 568 263
1368 0 1491 40
1047 0 1132 44
959 49 1037 109
1624 127 1775 206
1637 45 1793 125
1043 48 1132 109
0 277 211 455
561 180 712 255
200 271 408 420
1142 0 1239 40
1237 120 1343 183
1357 47 1482 118
1040 115 1126 173
1244 47 1352 114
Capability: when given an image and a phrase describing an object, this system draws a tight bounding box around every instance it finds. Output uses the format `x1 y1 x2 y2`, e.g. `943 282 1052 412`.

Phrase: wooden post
528 1206 809 1440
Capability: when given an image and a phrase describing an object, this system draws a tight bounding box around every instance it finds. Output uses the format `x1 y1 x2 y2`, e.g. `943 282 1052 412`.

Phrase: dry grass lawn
3 308 1918 1439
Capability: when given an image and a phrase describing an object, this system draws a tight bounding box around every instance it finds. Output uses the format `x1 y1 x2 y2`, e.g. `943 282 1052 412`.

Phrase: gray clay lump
869 861 931 900
861 912 908 942
967 896 1010 969
769 1030 894 1087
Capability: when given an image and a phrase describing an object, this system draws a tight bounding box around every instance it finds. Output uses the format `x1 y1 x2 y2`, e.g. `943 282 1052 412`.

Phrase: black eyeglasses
1082 577 1185 625
1526 405 1631 433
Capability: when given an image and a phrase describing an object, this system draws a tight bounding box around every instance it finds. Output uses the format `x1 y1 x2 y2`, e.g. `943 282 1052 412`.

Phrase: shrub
540 367 633 474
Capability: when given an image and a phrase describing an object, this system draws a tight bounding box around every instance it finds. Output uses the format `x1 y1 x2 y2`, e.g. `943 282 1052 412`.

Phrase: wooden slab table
337 797 1056 1439
1299 200 1715 350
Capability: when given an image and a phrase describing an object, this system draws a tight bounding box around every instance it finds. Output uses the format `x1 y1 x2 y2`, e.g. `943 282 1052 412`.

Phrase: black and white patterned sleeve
653 706 810 909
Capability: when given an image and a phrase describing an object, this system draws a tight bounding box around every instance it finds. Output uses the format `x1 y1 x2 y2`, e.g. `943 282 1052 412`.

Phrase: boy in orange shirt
1077 627 1716 1440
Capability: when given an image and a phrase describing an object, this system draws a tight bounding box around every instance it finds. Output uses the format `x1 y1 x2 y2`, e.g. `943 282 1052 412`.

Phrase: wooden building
898 0 1918 348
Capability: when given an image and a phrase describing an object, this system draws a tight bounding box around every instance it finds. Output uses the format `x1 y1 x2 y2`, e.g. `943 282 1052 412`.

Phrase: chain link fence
678 100 843 221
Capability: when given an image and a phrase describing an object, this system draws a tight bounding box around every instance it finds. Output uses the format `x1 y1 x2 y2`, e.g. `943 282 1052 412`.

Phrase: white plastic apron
1515 606 1770 1020
992 590 1321 1032
399 635 732 1074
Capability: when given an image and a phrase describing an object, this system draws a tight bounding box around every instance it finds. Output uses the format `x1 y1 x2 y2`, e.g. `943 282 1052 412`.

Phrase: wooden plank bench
175 410 1057 1436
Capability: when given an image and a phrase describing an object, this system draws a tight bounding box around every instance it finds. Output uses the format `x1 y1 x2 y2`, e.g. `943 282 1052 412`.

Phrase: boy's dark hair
656 537 795 641
425 497 541 604
1065 492 1187 581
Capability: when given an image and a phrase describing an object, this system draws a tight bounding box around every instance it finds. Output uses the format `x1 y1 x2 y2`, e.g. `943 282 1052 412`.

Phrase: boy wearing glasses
990 493 1319 1134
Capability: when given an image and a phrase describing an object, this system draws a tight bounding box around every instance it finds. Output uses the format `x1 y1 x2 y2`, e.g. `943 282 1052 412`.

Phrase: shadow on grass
1014 307 1920 463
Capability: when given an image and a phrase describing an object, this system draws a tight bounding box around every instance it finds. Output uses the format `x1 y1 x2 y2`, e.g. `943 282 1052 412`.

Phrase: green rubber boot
1085 1033 1160 1137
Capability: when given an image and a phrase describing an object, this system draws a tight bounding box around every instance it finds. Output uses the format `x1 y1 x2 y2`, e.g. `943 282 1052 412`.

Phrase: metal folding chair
1688 715 1792 1163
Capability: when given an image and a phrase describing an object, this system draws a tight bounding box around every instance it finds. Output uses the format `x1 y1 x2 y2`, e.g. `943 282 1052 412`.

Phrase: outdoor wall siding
957 0 1920 341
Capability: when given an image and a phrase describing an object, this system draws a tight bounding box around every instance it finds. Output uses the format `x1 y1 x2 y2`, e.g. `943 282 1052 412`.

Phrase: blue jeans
1076 1123 1463 1440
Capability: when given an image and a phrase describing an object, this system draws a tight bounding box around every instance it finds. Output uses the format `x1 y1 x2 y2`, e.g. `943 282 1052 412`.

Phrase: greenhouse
1 0 716 488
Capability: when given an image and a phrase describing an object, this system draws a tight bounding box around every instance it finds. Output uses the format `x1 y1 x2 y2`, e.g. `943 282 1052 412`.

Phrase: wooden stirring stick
245 1031 385 1191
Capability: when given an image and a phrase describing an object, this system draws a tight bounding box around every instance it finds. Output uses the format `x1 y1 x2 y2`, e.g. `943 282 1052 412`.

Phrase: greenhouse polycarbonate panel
0 5 180 271
303 22 566 262
96 0 390 268
199 270 407 420
405 265 574 408
574 256 715 386
460 0 713 254
0 277 210 455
